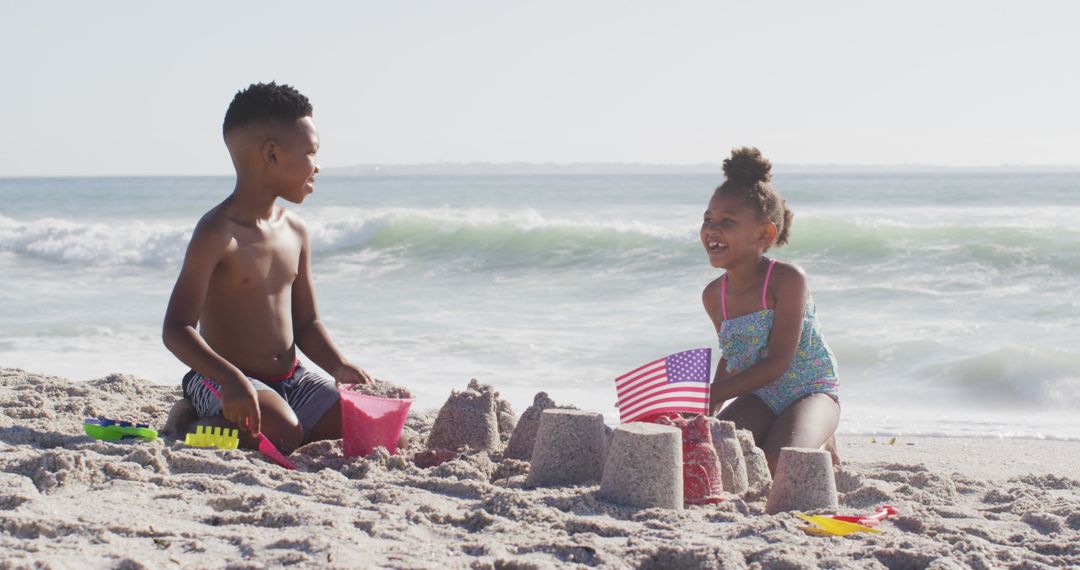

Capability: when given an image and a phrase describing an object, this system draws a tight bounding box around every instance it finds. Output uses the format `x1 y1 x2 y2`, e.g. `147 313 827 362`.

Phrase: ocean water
2 172 1078 440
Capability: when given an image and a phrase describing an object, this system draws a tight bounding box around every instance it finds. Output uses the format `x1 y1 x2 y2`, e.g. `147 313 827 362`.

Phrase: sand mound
424 379 514 452
503 392 574 461
347 377 413 400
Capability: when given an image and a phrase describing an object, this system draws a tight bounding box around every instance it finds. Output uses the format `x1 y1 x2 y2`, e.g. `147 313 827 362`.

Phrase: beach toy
184 426 293 470
829 505 897 525
195 378 296 469
184 425 239 449
600 422 683 510
766 447 839 514
526 409 607 487
255 432 296 470
83 418 157 442
797 513 883 537
656 414 725 505
339 387 413 457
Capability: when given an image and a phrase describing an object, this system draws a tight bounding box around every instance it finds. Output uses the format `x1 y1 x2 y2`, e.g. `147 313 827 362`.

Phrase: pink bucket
339 388 413 457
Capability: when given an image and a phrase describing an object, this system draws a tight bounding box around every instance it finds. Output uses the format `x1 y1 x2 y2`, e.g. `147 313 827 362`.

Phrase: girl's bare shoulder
702 274 725 302
768 260 809 298
770 259 806 281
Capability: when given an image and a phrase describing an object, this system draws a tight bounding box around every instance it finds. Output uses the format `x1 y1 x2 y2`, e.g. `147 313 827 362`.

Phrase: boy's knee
263 421 304 456
162 397 198 437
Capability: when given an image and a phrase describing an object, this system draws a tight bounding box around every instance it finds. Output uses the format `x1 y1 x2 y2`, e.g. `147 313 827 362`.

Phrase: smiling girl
701 147 840 472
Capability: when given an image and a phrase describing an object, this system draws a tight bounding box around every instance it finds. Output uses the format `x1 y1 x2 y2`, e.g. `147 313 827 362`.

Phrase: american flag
614 348 712 423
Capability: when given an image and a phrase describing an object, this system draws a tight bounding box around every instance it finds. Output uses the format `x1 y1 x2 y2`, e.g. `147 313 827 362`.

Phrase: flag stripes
614 348 711 423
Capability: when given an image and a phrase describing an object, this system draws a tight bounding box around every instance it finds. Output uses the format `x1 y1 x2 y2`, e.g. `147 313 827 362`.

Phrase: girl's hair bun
722 146 772 186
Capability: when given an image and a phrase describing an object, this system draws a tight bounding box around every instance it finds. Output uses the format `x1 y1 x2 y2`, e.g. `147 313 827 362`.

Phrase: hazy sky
2 1 1078 176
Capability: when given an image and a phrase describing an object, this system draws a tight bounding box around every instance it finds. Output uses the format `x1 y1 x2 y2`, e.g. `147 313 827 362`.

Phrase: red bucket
339 388 413 457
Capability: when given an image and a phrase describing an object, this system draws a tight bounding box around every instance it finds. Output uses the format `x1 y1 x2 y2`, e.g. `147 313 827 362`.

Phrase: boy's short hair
222 82 313 135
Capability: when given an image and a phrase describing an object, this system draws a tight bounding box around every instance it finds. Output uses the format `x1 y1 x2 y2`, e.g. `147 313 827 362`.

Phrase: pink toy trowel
199 379 296 470
254 432 296 470
829 505 896 525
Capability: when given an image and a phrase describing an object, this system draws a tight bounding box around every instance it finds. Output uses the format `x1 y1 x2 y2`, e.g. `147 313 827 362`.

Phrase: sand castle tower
525 409 608 487
599 422 683 510
504 392 560 461
765 447 838 514
426 380 501 452
737 429 772 489
709 420 749 495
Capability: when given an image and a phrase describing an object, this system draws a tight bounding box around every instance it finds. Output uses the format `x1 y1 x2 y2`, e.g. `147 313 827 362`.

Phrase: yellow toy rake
184 426 240 450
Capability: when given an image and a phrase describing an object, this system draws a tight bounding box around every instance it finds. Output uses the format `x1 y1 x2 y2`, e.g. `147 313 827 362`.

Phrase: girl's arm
709 357 731 414
702 278 731 413
709 263 809 405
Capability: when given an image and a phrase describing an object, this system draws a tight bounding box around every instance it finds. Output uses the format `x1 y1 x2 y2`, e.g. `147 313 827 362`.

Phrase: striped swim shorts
181 360 339 440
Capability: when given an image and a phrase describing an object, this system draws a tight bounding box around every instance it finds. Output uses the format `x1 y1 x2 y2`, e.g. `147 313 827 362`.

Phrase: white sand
2 367 1078 569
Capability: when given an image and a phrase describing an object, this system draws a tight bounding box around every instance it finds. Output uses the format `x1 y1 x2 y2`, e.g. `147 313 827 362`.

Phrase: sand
2 367 1079 569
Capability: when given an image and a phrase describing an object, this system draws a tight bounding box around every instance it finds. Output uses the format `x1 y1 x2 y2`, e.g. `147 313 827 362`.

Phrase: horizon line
4 161 1080 178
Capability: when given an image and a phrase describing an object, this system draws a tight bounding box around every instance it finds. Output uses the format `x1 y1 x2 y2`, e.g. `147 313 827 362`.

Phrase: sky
1 1 1078 176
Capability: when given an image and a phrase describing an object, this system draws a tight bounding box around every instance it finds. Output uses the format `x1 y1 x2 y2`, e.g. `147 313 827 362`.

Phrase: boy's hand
219 378 261 435
332 362 373 385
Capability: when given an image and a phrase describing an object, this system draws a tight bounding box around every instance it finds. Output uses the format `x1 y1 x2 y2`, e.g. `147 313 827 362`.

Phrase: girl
701 147 840 473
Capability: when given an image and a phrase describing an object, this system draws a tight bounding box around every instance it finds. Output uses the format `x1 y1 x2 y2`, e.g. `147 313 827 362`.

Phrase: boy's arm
291 218 373 385
162 217 261 434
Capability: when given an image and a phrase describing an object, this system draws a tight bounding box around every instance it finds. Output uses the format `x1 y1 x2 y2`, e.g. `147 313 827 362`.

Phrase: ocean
2 172 1078 440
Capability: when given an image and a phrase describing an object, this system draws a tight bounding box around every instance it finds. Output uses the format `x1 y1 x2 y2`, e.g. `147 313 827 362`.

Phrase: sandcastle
709 420 749 495
426 379 505 452
599 422 683 510
525 409 607 487
658 414 725 504
504 392 562 461
765 447 838 514
737 429 771 489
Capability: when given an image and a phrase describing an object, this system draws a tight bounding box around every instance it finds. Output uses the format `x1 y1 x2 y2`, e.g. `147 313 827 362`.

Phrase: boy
162 82 370 455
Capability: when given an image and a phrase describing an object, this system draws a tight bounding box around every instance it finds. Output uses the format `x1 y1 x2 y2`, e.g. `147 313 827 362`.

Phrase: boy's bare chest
216 229 302 293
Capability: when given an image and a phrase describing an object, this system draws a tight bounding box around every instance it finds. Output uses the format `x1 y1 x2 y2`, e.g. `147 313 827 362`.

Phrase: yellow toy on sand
798 513 883 536
184 426 240 450
797 505 897 537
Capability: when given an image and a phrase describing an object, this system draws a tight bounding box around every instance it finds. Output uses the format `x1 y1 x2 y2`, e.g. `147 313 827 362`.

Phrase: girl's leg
761 393 840 473
715 394 776 447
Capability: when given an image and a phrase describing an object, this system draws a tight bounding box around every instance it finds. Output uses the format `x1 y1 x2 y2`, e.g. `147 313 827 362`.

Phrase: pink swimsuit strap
762 259 777 310
720 273 728 320
720 259 778 321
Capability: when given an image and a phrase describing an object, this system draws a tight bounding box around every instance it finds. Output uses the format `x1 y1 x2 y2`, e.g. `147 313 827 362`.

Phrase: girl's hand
333 361 373 385
220 378 261 435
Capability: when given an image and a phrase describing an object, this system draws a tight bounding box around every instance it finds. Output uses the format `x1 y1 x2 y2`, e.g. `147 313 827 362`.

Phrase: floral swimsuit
717 259 840 414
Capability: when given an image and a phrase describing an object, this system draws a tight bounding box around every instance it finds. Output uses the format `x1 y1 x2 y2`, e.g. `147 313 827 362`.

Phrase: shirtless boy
162 82 370 455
